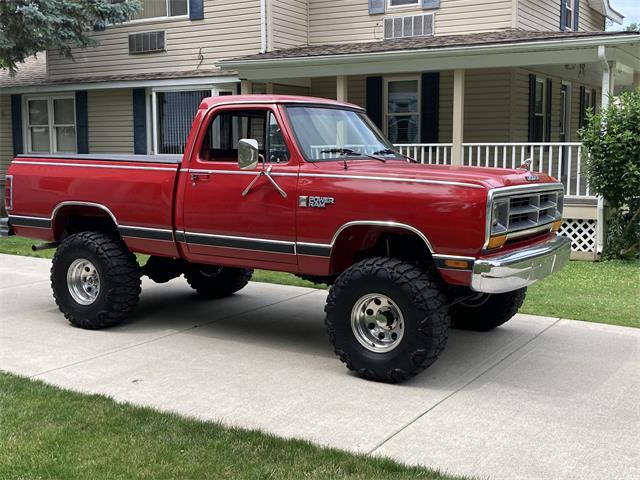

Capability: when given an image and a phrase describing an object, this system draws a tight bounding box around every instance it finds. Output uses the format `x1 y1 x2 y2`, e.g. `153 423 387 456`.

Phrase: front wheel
51 231 141 329
184 265 253 298
325 257 450 383
450 288 527 331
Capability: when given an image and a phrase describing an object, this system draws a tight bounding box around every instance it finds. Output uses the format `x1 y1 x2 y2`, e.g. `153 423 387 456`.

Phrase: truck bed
7 153 182 257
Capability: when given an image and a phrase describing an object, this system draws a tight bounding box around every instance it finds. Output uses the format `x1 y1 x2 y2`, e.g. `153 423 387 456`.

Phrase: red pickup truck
2 95 570 383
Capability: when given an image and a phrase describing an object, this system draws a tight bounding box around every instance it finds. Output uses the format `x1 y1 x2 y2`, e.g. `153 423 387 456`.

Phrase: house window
132 0 188 21
532 78 546 142
388 0 420 8
385 78 420 144
580 88 597 128
155 90 211 154
152 87 236 155
562 0 578 31
25 96 76 153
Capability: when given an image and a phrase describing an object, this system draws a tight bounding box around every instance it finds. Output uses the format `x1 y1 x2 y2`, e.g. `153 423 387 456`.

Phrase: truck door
179 105 298 268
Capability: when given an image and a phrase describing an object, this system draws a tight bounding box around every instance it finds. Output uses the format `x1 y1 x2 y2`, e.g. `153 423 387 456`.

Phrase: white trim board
2 75 240 95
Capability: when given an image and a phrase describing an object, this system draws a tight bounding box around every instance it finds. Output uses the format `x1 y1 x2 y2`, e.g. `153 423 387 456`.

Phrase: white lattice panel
560 219 597 253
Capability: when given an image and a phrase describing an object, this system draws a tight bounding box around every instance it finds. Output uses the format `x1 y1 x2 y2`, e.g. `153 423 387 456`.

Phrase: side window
268 114 290 163
202 110 267 162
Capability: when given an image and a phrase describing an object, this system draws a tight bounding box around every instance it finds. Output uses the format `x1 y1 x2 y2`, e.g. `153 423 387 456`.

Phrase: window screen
157 90 210 154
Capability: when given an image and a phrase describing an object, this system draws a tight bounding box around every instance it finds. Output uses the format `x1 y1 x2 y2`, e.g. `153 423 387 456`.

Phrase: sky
609 0 640 30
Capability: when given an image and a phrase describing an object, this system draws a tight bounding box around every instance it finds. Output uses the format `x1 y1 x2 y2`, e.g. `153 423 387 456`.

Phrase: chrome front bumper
0 217 13 237
471 235 571 294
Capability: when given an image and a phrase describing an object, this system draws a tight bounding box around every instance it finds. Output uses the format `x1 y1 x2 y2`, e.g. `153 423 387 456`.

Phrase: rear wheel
184 265 253 298
51 231 141 329
450 288 527 331
325 257 450 383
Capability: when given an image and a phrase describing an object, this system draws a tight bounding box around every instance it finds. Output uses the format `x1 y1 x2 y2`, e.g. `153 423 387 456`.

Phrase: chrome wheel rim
351 293 405 353
66 258 101 305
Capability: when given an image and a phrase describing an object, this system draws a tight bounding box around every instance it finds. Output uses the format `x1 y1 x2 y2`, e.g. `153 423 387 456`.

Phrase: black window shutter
422 0 440 9
421 72 439 143
560 0 567 31
368 0 384 15
75 91 89 153
132 89 147 154
10 95 23 156
366 77 383 129
189 0 204 20
528 74 536 142
574 0 580 31
578 86 586 128
545 78 553 142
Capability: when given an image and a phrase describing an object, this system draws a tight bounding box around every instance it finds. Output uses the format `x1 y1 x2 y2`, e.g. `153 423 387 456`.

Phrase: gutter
218 34 640 69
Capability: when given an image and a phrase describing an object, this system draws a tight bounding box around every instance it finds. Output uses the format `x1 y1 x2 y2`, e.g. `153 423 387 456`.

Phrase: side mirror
238 139 260 170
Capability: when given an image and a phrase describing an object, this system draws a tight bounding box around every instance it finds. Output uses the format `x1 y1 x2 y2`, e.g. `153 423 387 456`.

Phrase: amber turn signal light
487 235 507 250
551 219 562 232
444 259 469 269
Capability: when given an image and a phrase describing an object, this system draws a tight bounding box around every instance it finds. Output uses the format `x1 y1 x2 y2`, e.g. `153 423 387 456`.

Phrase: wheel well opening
52 206 118 240
330 226 434 275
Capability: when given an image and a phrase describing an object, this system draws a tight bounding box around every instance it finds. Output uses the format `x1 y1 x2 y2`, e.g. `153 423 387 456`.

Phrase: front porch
220 30 640 260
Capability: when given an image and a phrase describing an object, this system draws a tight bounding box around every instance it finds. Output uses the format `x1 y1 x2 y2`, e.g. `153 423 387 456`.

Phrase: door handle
190 173 210 185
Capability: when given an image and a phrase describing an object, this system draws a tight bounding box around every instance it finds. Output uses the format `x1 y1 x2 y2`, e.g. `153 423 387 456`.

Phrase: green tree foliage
0 0 139 72
580 89 640 259
625 22 639 33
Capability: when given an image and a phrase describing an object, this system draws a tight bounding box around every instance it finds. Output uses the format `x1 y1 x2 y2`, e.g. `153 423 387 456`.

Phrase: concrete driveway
1 253 638 480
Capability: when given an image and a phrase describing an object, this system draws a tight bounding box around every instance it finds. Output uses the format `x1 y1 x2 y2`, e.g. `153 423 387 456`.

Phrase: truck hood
317 160 560 190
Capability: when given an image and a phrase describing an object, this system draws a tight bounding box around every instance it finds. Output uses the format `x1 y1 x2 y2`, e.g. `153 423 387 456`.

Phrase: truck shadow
118 280 553 390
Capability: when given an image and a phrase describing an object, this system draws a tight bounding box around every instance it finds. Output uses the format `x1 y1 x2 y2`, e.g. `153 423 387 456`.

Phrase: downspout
260 0 267 54
595 45 609 256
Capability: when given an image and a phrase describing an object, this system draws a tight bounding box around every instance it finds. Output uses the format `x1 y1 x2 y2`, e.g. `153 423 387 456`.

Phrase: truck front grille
489 185 564 241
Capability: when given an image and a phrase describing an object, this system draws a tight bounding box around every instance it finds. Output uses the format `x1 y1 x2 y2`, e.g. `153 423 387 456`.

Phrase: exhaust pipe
32 241 60 252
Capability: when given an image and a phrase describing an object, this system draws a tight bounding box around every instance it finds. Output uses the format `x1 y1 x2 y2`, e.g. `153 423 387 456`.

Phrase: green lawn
0 372 466 480
1 236 637 328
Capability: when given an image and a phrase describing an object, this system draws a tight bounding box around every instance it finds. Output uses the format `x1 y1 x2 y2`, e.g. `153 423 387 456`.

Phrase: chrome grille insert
486 184 564 248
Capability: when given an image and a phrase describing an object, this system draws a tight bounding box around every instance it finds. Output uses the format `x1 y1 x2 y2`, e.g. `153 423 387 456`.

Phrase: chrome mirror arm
264 165 287 198
241 164 287 198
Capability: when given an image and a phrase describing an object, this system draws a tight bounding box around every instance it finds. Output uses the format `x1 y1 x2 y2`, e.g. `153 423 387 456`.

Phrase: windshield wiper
320 148 386 163
373 149 418 163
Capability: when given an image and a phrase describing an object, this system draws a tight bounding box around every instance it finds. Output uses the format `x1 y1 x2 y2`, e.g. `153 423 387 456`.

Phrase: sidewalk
1 253 638 480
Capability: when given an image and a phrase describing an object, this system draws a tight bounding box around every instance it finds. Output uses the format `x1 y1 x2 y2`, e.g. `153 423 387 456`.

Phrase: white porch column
451 69 465 166
633 72 640 89
336 75 348 102
240 80 253 95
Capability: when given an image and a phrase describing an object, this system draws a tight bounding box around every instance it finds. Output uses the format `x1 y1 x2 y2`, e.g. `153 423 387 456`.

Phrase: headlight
490 199 509 235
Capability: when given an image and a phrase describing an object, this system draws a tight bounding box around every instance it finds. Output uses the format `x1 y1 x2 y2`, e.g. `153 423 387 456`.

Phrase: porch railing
394 143 453 166
394 142 592 198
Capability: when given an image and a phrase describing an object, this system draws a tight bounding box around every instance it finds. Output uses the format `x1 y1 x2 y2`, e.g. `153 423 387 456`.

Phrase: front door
180 105 298 268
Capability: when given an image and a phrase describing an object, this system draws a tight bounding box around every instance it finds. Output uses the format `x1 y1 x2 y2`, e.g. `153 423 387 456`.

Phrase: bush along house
1 0 639 259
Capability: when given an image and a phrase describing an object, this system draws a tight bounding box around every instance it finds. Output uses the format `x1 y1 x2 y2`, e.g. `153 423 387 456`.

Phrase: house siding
0 95 13 189
88 89 135 153
517 0 605 31
271 0 308 49
309 76 367 108
46 0 262 79
308 0 513 45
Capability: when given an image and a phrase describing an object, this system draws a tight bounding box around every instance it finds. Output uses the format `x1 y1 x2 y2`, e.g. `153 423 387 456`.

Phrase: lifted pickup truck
2 95 570 383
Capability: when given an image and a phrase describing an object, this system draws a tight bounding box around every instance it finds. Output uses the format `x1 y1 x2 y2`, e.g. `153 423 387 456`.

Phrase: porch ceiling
218 31 640 81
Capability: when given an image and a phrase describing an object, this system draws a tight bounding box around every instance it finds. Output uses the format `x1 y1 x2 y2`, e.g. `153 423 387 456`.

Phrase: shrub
579 88 640 259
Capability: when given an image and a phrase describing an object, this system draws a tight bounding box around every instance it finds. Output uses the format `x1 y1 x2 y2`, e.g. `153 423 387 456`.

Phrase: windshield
286 106 404 162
